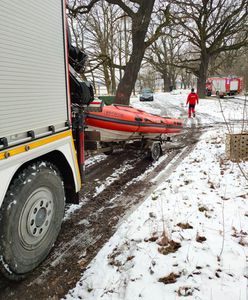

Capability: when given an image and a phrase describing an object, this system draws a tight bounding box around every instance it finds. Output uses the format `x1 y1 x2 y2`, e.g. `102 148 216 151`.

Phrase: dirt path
0 115 205 300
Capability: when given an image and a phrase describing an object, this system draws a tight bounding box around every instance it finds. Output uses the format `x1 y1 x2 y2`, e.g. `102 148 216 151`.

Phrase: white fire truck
0 1 94 280
206 76 243 97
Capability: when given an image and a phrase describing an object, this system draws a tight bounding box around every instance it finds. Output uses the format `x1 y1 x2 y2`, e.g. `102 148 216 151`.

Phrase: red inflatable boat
85 104 183 142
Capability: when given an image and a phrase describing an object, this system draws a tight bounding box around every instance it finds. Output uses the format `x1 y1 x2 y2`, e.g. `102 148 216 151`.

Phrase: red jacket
186 92 199 105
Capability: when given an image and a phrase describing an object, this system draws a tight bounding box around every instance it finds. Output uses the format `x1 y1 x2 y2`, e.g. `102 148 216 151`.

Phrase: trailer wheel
0 161 65 280
103 149 113 155
101 142 113 155
149 142 161 161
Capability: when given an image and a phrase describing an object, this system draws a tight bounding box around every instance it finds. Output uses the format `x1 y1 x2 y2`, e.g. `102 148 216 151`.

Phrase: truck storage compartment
0 0 69 149
230 80 238 91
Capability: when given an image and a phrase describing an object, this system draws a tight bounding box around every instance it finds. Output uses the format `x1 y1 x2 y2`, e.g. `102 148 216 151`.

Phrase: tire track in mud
0 123 202 300
0 151 153 299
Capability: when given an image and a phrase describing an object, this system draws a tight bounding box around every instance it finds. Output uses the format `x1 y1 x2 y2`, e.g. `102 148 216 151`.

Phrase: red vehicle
206 76 243 97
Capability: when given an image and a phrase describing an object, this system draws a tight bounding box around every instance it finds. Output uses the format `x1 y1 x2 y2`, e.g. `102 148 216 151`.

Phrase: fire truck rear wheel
0 161 65 280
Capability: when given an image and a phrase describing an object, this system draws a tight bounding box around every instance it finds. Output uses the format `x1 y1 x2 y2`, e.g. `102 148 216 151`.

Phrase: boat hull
86 125 166 142
85 105 183 142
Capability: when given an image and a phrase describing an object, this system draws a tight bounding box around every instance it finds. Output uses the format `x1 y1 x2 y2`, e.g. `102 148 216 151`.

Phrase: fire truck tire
0 161 65 280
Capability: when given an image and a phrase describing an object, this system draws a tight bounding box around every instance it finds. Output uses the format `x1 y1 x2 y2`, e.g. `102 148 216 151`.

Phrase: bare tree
170 0 248 98
69 0 170 104
145 27 183 92
180 69 194 89
68 1 125 95
107 0 156 103
86 2 119 94
137 67 157 91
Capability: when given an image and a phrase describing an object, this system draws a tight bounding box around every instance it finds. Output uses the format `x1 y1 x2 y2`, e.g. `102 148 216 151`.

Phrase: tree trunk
115 46 145 104
132 87 136 96
172 78 176 91
110 66 116 95
114 0 155 105
91 70 96 95
163 73 171 92
103 63 111 94
118 33 122 82
197 53 209 98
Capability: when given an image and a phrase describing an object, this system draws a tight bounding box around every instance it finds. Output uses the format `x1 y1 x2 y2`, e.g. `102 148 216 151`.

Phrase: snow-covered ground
64 91 248 300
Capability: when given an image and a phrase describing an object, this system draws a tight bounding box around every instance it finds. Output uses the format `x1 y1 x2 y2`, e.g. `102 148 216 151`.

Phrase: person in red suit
186 88 199 118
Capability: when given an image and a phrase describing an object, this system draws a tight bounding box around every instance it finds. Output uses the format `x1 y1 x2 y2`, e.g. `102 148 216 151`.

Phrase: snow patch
64 92 248 300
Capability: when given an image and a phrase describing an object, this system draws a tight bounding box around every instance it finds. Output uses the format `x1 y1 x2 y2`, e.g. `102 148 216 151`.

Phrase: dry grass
158 272 181 284
177 222 193 229
158 240 181 255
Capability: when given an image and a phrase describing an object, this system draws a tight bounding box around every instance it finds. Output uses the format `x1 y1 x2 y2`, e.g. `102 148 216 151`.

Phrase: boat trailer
84 130 172 161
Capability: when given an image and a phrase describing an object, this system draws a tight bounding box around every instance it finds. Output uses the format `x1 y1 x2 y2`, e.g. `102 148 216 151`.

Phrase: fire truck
0 1 95 280
206 76 243 97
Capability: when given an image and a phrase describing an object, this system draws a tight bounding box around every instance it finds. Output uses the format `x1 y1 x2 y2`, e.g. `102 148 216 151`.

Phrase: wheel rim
152 144 160 160
19 187 54 249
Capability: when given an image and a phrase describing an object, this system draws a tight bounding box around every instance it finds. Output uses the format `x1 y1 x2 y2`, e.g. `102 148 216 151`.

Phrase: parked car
140 88 154 101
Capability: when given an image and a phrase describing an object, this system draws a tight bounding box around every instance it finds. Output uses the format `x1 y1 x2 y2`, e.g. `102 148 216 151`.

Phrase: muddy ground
0 117 208 300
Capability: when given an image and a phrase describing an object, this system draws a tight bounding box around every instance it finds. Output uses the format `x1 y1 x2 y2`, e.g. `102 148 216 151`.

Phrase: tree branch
105 0 135 17
67 0 100 16
145 5 170 48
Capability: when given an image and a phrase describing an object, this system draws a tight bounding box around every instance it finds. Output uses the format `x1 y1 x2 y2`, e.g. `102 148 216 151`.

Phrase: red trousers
188 104 196 117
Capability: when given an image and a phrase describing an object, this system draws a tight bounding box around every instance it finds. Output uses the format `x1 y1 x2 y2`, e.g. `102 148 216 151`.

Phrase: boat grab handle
135 117 143 122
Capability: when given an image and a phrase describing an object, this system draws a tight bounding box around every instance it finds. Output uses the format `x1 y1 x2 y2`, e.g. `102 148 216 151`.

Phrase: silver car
140 88 154 101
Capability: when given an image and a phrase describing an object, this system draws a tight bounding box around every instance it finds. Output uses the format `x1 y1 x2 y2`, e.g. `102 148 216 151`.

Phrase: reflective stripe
0 131 71 160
